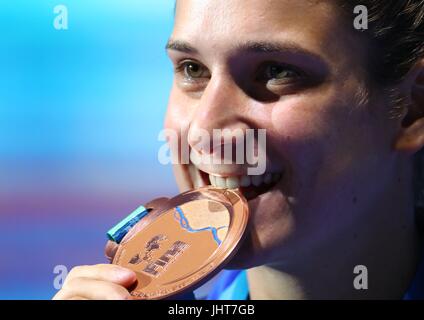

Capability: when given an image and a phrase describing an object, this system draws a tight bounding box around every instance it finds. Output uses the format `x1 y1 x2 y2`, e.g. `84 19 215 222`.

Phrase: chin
229 191 295 270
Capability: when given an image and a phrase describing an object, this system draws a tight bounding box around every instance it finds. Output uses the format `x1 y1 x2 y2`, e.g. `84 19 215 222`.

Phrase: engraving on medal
128 234 168 265
142 240 189 277
144 234 168 261
112 187 249 299
174 202 229 245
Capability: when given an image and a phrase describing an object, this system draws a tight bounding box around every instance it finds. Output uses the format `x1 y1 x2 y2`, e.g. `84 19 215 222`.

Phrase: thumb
105 240 119 263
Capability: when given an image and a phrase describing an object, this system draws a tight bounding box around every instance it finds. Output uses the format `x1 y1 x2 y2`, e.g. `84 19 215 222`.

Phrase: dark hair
338 0 424 85
338 1 424 229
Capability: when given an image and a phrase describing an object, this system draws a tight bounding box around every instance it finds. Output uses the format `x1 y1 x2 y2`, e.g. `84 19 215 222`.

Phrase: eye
266 65 298 80
176 60 211 80
257 62 304 84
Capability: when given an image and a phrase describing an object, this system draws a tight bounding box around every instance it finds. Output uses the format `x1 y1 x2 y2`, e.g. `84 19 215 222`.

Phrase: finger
69 296 89 300
65 264 136 288
52 290 88 300
56 277 132 300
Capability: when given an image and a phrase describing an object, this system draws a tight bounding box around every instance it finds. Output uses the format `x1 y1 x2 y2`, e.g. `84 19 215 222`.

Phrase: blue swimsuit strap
206 269 249 300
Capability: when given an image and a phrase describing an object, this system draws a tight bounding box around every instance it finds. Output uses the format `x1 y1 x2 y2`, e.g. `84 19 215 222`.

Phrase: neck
247 165 421 299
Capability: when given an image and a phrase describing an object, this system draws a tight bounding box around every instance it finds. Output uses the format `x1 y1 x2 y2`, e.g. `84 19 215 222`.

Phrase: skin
54 0 424 300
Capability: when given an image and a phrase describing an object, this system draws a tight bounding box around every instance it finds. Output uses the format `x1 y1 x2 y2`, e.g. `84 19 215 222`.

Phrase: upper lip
189 148 278 178
190 162 282 179
189 148 250 177
194 165 250 178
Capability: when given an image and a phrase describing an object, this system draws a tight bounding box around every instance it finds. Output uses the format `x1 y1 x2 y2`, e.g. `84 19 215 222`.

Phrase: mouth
188 164 283 201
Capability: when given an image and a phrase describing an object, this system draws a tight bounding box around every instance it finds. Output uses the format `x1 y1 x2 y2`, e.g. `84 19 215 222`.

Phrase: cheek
269 97 337 146
268 94 391 206
268 99 332 188
164 87 193 131
266 96 375 197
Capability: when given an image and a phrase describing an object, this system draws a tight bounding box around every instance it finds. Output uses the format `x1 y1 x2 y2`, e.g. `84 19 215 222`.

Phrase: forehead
173 0 341 49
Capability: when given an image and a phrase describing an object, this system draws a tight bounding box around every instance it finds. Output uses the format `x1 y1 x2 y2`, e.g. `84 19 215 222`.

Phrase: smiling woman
53 0 424 300
165 0 424 299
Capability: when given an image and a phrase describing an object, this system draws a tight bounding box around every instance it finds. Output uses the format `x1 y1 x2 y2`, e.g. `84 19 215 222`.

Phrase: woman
54 0 424 299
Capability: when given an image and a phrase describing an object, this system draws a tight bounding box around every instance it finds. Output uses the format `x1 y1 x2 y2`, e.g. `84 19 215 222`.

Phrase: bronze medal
111 187 249 300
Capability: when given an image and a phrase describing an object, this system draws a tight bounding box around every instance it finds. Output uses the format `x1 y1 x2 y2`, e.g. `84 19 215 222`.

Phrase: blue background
0 1 180 299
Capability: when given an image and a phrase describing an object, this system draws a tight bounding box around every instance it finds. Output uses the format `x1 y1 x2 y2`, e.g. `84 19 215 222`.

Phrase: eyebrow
236 40 316 57
165 40 198 54
165 39 319 59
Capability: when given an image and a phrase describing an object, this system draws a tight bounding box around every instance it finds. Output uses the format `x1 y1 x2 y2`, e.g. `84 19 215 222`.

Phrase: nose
187 75 250 156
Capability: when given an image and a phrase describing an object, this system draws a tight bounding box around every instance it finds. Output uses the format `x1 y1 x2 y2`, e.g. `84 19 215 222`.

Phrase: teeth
226 177 239 189
207 172 282 189
215 176 227 188
209 174 216 186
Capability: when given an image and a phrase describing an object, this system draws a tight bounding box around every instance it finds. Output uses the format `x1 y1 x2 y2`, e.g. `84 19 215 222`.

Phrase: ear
395 59 424 155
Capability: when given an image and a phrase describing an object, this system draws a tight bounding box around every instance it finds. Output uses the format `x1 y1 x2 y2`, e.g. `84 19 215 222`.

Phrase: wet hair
338 1 423 85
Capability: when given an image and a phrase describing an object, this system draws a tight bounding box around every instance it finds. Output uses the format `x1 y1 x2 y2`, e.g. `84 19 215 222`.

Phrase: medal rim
112 187 249 300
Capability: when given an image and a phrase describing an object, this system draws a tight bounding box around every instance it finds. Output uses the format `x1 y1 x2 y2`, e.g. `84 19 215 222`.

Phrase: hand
52 263 137 300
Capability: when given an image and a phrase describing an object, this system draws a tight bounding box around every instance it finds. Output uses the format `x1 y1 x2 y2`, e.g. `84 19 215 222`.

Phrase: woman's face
165 0 400 268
